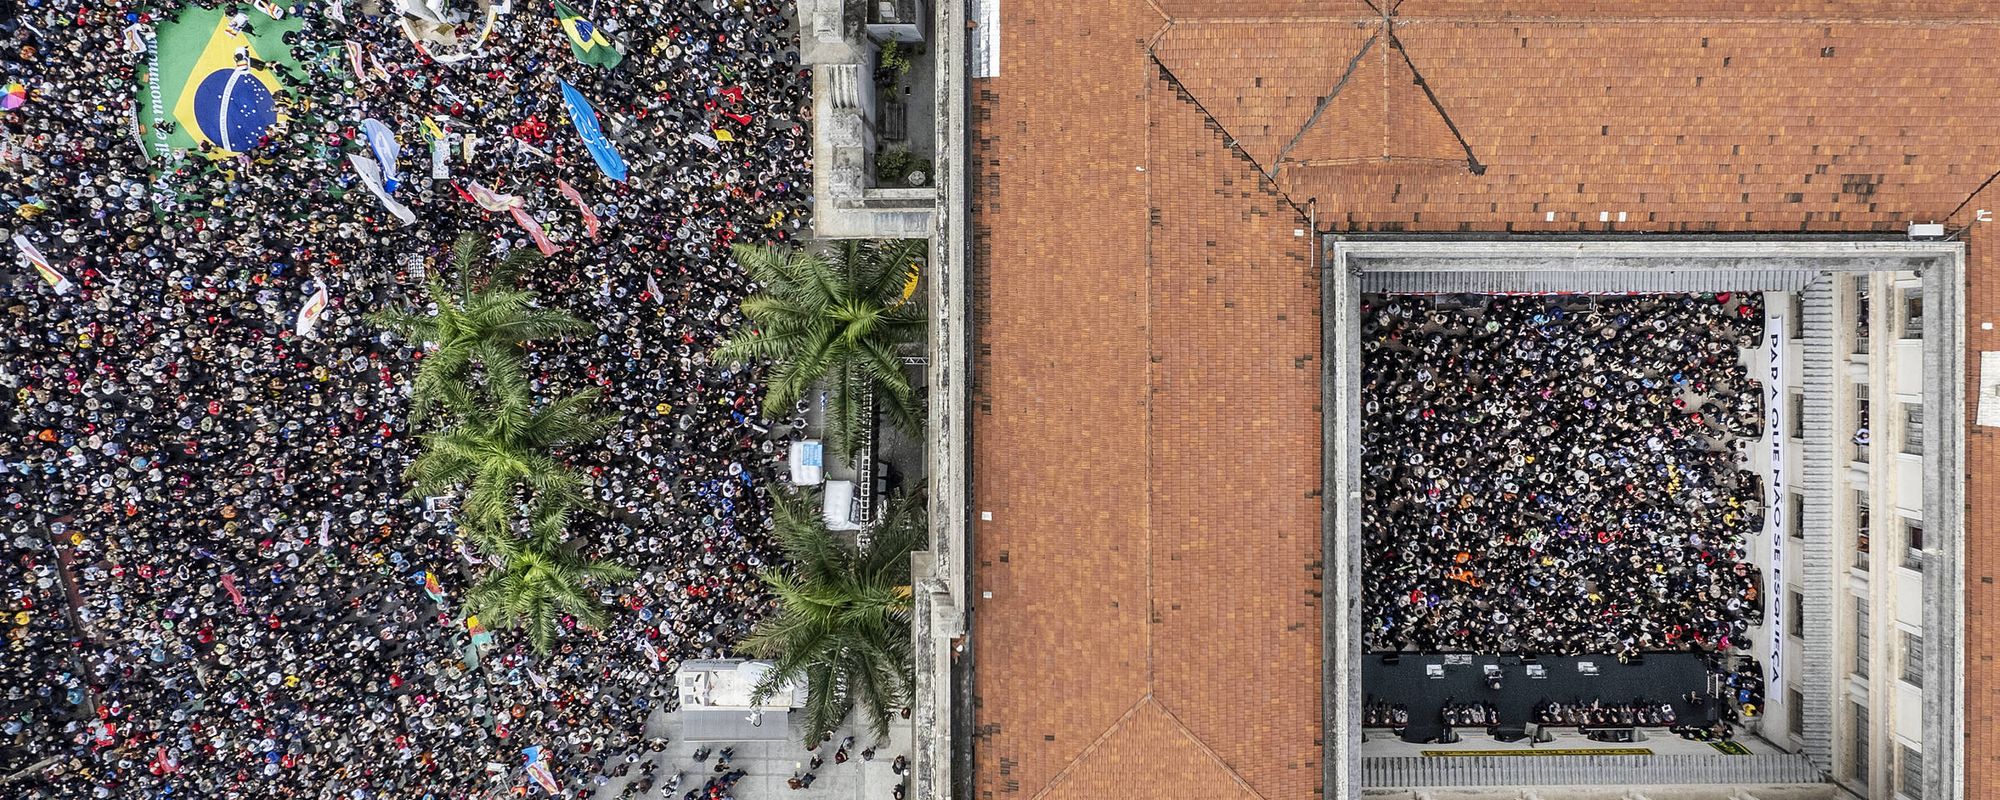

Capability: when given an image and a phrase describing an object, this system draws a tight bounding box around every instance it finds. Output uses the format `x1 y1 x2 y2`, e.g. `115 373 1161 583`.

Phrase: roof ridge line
1025 693 1155 800
1268 28 1381 179
1146 695 1270 800
1027 694 1269 800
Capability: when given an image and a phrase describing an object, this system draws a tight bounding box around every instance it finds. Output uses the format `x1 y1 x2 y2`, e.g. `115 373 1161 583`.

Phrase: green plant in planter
875 149 934 186
877 40 913 82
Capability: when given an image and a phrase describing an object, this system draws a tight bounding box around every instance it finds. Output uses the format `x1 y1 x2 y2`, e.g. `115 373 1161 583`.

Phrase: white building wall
1825 270 1930 799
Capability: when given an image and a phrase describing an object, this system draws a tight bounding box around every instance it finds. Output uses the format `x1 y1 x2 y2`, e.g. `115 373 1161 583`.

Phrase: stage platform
1359 727 1785 758
1361 652 1722 744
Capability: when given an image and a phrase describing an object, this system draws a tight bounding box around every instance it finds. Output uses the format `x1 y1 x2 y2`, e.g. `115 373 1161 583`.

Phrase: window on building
1856 490 1871 570
1850 702 1871 783
1789 392 1805 440
1904 521 1925 571
1787 590 1804 638
1902 632 1924 688
1789 298 1806 340
1855 602 1871 679
1898 744 1923 799
1855 395 1871 463
1788 688 1805 740
1790 493 1805 541
1901 403 1923 456
1855 275 1872 354
1903 287 1924 339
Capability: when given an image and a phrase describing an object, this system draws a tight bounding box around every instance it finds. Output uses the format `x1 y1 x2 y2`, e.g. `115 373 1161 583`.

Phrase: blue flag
559 80 627 183
362 118 402 193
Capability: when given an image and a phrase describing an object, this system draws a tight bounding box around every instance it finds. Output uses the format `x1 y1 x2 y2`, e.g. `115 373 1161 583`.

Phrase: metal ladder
855 385 877 533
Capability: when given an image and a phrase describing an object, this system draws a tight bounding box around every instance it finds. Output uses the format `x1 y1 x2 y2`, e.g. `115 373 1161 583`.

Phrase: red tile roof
972 2 1999 798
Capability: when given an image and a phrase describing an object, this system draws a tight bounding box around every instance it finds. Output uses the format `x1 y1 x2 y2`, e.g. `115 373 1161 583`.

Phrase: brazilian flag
554 1 623 68
136 8 306 159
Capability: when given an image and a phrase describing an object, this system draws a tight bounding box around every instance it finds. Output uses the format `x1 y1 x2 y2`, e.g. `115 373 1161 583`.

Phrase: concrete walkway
592 706 913 800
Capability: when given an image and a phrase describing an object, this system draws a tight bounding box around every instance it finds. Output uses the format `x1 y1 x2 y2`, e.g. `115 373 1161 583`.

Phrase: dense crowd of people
0 0 830 795
1359 294 1768 659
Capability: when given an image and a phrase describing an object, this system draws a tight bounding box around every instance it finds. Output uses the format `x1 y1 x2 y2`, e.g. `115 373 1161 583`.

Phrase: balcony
803 0 940 238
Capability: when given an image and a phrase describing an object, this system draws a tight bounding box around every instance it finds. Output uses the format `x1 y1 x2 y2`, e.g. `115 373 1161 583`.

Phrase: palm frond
858 338 924 438
800 663 851 745
367 308 440 342
769 488 847 585
856 487 926 583
859 238 928 305
823 363 869 460
492 308 593 342
489 245 542 289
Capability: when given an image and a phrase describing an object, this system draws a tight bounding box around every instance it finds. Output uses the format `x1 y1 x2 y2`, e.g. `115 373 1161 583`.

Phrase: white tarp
1980 352 2000 428
822 480 862 531
346 153 416 226
789 440 824 485
971 0 998 78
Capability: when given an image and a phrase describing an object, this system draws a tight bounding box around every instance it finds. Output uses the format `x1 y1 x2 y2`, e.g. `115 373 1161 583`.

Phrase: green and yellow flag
135 7 305 159
554 1 623 68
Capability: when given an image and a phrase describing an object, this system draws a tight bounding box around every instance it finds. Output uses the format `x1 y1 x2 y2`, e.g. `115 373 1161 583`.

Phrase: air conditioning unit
875 0 916 23
867 0 925 43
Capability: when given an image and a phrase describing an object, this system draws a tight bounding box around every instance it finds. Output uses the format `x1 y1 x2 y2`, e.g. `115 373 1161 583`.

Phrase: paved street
591 707 913 800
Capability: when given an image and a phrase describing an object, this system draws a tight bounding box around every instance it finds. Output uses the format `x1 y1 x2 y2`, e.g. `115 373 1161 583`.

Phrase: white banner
430 137 450 179
1764 295 1786 695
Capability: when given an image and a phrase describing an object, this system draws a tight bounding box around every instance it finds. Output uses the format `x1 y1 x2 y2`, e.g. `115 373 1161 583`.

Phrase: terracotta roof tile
1155 0 1376 21
1964 229 2000 800
1261 21 2000 230
1275 30 1469 169
968 0 1174 796
1394 0 2000 19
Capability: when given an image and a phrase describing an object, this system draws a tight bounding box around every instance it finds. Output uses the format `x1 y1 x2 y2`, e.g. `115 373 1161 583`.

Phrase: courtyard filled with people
1358 293 1771 732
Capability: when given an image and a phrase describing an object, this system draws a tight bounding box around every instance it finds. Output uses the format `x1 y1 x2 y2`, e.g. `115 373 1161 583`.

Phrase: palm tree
741 485 926 743
465 546 636 654
403 389 616 555
369 233 593 425
371 233 632 655
715 240 927 457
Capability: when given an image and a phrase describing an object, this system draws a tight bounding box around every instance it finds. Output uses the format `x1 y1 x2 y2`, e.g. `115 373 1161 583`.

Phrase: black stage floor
1362 652 1720 743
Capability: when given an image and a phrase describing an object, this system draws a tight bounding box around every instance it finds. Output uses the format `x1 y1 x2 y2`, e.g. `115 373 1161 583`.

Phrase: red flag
509 208 559 256
556 179 601 239
221 574 247 614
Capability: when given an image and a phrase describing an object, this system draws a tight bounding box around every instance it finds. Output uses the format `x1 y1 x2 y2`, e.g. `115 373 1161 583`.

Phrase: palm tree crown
403 389 615 556
715 240 927 456
741 485 926 744
369 233 592 425
465 547 636 655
